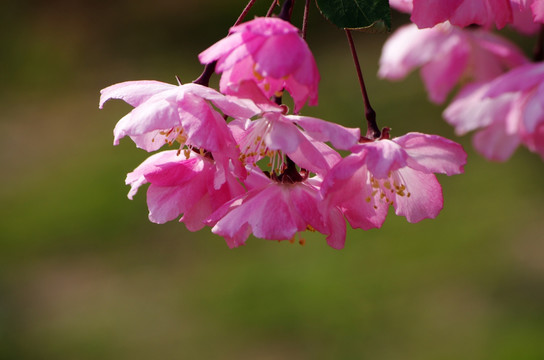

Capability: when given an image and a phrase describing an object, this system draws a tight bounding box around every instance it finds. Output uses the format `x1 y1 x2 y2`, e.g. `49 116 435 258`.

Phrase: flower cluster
382 0 544 161
101 13 466 249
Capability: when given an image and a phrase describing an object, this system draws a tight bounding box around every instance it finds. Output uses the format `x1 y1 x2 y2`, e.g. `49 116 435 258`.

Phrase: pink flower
444 63 544 161
126 150 245 231
226 80 359 175
321 132 467 229
100 80 258 153
411 0 513 29
198 17 320 113
207 170 346 249
378 22 528 103
232 111 359 175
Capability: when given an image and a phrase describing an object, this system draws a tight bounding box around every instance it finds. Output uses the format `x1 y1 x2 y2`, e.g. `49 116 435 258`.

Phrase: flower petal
99 80 176 109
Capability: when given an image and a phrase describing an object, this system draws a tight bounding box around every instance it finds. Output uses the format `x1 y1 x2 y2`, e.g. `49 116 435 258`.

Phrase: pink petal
182 83 260 119
443 82 515 135
253 34 306 78
287 115 360 150
146 180 207 224
449 0 512 29
99 80 176 109
420 36 469 103
285 131 335 175
177 94 237 152
198 32 247 67
144 157 204 187
125 150 181 200
378 24 444 80
393 168 443 223
358 140 409 179
393 132 467 175
323 207 346 250
485 63 544 97
472 121 521 161
212 185 300 241
411 0 463 28
264 115 301 153
121 95 179 137
389 0 414 13
532 0 544 22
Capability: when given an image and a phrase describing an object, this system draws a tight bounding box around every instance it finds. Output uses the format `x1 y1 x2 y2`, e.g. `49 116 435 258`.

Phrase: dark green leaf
315 0 391 32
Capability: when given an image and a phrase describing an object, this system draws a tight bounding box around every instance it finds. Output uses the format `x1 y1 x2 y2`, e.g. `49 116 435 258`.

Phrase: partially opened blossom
411 0 513 29
100 80 259 153
322 132 466 229
126 150 245 231
199 17 320 113
207 170 346 249
378 22 528 103
444 63 544 161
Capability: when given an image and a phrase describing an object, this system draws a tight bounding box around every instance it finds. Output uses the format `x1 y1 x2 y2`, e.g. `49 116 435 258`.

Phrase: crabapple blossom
226 80 360 175
322 132 467 229
444 63 544 161
207 169 346 249
99 0 481 250
232 111 360 175
378 22 528 103
126 150 245 231
100 80 259 153
198 17 320 113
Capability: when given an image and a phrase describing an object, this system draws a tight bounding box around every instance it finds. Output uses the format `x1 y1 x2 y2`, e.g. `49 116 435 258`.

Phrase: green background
1 1 543 359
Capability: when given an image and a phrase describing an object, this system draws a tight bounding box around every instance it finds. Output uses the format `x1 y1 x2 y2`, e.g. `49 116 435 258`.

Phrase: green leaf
315 0 391 32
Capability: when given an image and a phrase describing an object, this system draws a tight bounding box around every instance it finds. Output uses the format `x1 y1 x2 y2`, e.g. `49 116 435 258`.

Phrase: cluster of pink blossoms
382 0 544 161
100 14 466 249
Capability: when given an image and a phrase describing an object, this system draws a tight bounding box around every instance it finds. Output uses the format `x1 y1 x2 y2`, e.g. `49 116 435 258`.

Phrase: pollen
237 118 285 173
253 66 264 81
369 171 410 206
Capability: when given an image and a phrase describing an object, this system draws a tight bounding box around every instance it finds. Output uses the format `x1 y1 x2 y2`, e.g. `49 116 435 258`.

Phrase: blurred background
1 1 543 359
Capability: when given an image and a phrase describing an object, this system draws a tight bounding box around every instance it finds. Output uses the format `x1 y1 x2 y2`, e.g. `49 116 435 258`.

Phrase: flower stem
266 0 280 17
234 0 257 26
279 0 295 21
302 0 310 39
345 29 380 139
192 61 216 86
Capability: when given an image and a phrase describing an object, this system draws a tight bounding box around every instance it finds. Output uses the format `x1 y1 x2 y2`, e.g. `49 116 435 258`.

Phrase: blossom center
237 118 285 172
367 171 411 207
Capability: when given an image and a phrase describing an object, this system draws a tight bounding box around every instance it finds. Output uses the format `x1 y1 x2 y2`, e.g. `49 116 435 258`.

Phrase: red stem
345 29 380 139
234 0 257 26
302 0 310 39
266 0 279 17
